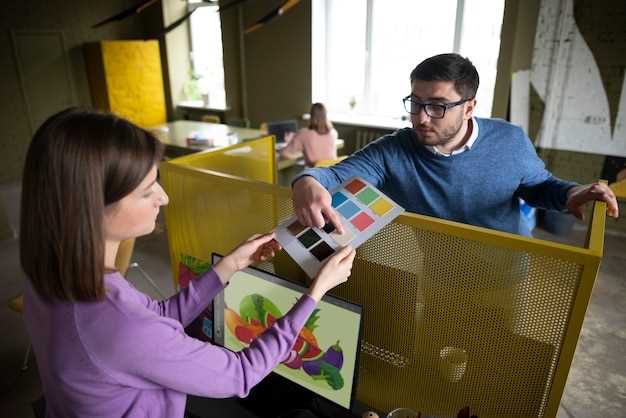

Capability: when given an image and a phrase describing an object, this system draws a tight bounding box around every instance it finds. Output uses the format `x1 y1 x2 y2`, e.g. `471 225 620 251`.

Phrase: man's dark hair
410 53 479 100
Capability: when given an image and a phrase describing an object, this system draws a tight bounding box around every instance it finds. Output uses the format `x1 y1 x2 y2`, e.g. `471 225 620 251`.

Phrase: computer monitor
212 254 362 410
267 120 298 143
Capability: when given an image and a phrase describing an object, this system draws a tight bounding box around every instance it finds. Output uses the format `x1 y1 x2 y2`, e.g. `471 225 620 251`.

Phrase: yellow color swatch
369 197 393 216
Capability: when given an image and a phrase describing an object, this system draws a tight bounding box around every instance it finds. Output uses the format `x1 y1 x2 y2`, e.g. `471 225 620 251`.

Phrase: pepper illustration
178 254 211 288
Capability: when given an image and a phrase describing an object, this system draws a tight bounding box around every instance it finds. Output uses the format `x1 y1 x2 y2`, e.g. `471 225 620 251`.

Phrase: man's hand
566 182 619 219
292 176 344 233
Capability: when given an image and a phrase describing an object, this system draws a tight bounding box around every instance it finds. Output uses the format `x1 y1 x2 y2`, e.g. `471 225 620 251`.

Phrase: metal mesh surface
329 222 582 417
160 158 604 418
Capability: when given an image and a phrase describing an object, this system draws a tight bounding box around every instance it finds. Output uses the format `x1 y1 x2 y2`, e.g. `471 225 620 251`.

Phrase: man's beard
414 115 465 147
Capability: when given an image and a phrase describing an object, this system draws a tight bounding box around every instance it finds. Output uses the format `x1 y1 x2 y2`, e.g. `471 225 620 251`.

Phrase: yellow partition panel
160 135 277 283
610 179 626 200
167 135 276 184
159 162 606 418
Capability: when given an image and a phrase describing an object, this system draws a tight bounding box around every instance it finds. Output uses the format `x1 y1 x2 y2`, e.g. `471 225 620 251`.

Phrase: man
292 53 618 236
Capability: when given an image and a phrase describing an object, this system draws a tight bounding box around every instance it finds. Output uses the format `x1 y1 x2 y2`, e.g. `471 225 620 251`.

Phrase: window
312 0 505 122
188 1 227 109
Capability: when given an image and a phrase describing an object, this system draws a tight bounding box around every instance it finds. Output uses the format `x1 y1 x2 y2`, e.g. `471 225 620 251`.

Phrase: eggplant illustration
323 340 344 370
282 350 303 369
301 341 345 390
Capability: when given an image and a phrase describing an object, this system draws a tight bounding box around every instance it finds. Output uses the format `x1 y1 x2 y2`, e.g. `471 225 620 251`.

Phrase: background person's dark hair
308 103 332 135
20 108 163 302
410 53 479 100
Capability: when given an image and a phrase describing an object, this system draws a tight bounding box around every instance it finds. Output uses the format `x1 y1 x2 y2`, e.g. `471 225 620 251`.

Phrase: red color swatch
351 212 375 231
345 179 367 195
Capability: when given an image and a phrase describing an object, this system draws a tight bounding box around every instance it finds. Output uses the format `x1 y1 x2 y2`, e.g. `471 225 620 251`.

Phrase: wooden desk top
148 120 265 155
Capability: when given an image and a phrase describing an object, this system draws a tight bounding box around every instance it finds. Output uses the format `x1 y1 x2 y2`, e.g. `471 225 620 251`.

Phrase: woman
279 103 338 167
20 108 355 418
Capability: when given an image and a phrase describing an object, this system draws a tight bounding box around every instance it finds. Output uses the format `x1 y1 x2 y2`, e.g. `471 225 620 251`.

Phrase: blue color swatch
332 192 348 208
337 200 360 219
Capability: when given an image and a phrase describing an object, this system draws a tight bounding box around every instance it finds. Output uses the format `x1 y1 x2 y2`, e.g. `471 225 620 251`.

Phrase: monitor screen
267 120 298 143
212 254 362 410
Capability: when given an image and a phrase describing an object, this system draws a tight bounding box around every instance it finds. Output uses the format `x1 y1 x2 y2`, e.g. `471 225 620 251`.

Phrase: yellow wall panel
85 40 166 127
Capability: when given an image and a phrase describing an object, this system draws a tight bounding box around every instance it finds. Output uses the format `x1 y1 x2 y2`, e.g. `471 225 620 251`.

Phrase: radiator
355 129 386 151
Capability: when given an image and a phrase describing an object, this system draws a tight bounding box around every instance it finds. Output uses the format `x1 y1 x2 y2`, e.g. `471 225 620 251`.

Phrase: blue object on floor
519 198 536 232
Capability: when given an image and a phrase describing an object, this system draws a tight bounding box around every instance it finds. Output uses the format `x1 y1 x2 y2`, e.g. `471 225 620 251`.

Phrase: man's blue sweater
299 117 577 236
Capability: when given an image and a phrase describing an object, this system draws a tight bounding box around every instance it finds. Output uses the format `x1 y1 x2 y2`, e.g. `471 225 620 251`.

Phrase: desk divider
160 149 606 417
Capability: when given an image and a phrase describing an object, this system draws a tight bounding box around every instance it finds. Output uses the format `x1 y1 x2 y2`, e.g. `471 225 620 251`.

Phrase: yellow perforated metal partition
161 135 278 282
160 154 605 418
167 135 277 184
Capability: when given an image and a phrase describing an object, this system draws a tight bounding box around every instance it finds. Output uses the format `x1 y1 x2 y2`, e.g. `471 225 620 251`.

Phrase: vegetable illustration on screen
178 254 211 289
225 294 344 390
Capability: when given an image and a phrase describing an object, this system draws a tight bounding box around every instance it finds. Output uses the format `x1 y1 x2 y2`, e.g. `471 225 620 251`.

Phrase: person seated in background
20 108 355 418
280 103 338 167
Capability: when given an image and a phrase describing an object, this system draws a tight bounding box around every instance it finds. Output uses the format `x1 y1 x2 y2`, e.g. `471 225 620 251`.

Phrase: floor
0 182 624 417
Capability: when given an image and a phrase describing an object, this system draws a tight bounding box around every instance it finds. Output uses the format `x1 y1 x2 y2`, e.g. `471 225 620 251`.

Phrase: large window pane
313 0 367 114
369 0 458 118
459 0 505 117
189 5 227 108
313 0 504 122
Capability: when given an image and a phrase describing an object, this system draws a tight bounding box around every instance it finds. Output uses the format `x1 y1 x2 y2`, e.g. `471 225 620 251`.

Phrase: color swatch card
276 177 404 278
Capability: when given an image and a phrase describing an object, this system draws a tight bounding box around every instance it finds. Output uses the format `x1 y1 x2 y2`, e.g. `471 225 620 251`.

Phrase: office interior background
0 0 624 417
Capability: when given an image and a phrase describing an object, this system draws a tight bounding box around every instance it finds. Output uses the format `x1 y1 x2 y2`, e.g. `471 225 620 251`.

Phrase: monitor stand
186 373 377 418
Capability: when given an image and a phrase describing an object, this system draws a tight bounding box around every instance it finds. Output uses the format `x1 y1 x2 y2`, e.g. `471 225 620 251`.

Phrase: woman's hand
214 232 282 285
307 246 356 302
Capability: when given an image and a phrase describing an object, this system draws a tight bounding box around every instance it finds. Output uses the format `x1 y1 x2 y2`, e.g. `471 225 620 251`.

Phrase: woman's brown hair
20 108 163 301
308 103 332 135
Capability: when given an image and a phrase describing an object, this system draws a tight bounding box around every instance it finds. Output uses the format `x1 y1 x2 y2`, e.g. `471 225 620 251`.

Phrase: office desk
185 373 376 418
150 121 344 169
148 120 265 157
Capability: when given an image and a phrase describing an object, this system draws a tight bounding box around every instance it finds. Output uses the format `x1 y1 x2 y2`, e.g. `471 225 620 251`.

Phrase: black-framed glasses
402 95 474 119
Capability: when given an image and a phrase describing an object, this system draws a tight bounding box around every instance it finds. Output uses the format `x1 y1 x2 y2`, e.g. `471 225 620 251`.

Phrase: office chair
2 183 31 370
227 118 250 128
201 114 221 124
116 238 166 298
610 178 626 200
31 395 46 418
7 294 30 370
